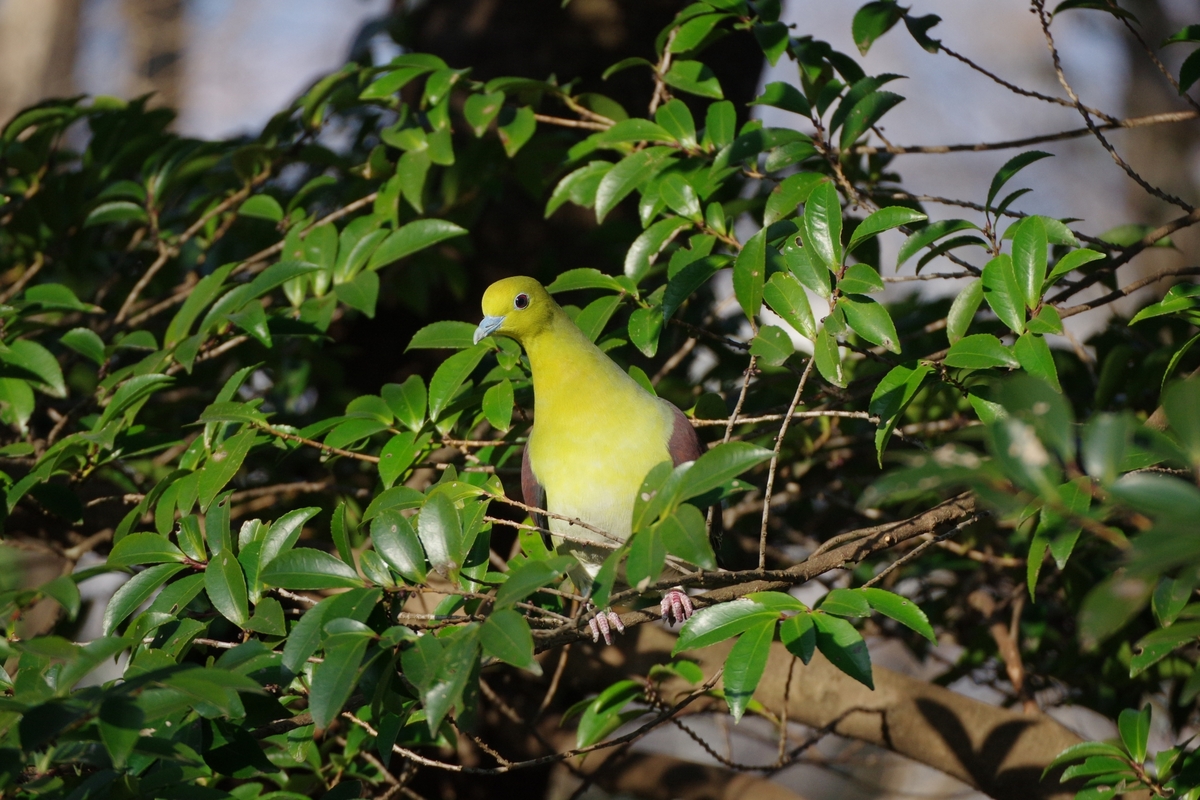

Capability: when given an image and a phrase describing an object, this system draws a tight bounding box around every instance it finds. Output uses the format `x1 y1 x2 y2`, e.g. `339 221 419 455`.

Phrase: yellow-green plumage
473 276 700 579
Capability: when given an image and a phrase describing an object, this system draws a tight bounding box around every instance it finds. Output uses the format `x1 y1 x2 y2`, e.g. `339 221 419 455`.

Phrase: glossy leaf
674 599 779 653
260 548 363 590
206 550 249 628
944 334 1019 370
722 619 775 722
813 613 873 689
802 181 842 271
840 294 900 353
763 272 816 340
482 608 540 674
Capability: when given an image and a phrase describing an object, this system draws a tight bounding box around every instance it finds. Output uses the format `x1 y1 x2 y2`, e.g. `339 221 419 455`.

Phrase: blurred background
3 1 1199 797
4 0 1196 338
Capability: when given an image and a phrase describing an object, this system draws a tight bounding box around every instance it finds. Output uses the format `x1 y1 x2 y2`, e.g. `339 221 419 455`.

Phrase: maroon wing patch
666 401 724 565
521 444 547 532
666 402 704 466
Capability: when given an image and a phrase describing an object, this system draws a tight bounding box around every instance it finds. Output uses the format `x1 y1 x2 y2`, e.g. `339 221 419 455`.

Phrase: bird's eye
514 293 530 310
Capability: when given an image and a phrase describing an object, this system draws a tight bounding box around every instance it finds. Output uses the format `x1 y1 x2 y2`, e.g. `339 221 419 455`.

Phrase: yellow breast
524 314 674 552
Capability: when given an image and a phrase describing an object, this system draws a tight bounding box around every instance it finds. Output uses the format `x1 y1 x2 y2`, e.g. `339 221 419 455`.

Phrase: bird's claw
660 587 694 626
588 607 625 645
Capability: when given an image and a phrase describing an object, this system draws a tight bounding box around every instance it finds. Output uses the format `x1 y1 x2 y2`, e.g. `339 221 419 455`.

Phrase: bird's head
473 276 556 345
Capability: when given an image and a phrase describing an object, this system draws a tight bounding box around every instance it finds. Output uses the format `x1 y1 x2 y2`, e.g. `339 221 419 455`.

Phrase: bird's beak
473 314 505 344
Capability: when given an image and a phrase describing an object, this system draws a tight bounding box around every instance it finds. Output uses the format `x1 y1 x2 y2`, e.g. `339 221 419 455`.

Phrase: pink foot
660 587 694 626
588 608 625 645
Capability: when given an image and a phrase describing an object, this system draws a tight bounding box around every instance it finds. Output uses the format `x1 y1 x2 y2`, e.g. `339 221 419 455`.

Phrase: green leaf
946 278 983 344
408 320 478 350
779 612 817 663
624 217 692 282
658 173 702 221
703 100 736 149
371 509 427 583
764 172 823 227
853 1 904 54
860 588 936 642
574 295 622 343
662 254 728 320
1130 283 1200 325
869 362 931 462
261 548 362 590
383 376 427 433
669 13 729 54
1118 705 1151 764
988 151 1053 208
657 504 717 570
1042 741 1131 777
802 181 842 271
107 532 186 568
39 576 81 621
546 161 612 218
945 334 1019 370
331 501 354 566
396 149 431 213
309 627 371 731
754 21 789 66
60 328 106 367
1026 306 1063 338
103 563 186 635
1011 216 1049 309
677 441 773 502
814 324 845 387
334 269 380 317
1180 48 1200 92
575 680 643 748
813 613 873 689
1 340 65 398
750 82 811 117
368 219 467 271
763 272 816 340
1052 0 1138 22
837 265 883 295
896 219 978 267
848 206 926 252
593 118 676 146
463 91 505 136
1044 248 1104 289
482 379 514 431
628 306 664 357
596 147 675 222
497 106 536 157
840 294 900 353
749 325 794 367
626 525 667 590
98 695 143 769
980 254 1025 334
673 599 779 653
239 193 283 222
546 267 626 294
1014 333 1061 392
733 227 767 319
259 506 321 569
839 91 905 151
482 608 540 674
818 588 871 617
363 485 426 521
723 619 775 722
662 60 724 99
418 492 465 573
84 200 148 228
1130 621 1200 677
428 344 488 420
206 550 249 628
198 429 256 512
495 556 574 609
422 624 481 733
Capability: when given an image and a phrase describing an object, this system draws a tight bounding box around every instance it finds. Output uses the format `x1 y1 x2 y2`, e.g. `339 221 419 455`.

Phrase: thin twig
0 252 45 303
1032 0 1193 212
1056 265 1200 319
758 358 814 570
862 511 987 588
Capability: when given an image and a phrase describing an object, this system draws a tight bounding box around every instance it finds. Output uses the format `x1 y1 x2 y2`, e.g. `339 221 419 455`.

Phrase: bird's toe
660 587 694 626
587 607 625 645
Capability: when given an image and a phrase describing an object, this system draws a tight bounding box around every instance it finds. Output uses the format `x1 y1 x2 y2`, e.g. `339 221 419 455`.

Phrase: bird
472 276 711 643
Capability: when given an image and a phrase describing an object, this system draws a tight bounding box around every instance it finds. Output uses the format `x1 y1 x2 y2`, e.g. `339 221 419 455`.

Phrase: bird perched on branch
473 276 711 643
